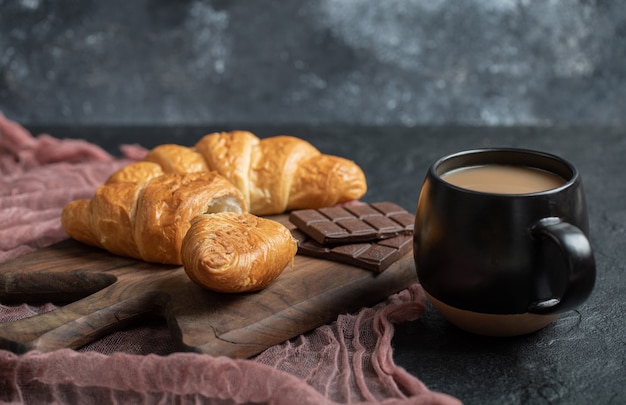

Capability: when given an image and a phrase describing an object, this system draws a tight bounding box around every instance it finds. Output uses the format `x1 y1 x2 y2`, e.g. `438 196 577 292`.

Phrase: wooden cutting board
0 215 417 358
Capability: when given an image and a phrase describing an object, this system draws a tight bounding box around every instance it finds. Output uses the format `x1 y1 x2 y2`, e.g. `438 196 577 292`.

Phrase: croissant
61 171 246 265
181 212 297 293
61 131 365 274
115 131 367 215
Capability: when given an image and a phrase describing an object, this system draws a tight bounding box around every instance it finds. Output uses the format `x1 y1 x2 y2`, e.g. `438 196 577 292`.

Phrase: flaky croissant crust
181 212 297 293
61 171 246 265
120 131 368 215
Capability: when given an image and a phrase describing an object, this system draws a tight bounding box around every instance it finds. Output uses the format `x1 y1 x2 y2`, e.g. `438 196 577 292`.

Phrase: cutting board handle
0 288 166 353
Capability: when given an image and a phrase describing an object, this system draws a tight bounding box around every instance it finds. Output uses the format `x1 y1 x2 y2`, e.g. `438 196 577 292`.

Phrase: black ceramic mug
414 148 596 336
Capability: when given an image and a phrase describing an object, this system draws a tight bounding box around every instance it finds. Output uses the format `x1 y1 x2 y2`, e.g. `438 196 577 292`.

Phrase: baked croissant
62 171 246 265
61 131 364 273
115 131 367 215
181 212 297 293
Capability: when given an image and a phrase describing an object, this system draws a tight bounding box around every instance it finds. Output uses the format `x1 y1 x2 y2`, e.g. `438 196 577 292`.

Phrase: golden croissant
62 171 247 265
114 131 367 215
182 212 297 293
61 132 366 273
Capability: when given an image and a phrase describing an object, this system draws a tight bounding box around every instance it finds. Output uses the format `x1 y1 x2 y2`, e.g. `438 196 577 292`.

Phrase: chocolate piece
289 202 414 245
291 228 413 273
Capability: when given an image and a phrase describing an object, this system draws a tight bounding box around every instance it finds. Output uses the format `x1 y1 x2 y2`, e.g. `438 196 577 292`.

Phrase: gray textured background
1 0 625 127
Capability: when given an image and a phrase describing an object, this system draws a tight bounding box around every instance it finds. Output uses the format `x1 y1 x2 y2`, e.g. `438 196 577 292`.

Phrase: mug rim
431 147 578 197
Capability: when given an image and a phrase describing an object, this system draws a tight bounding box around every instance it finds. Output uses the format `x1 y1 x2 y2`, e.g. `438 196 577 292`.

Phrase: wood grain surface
0 215 417 358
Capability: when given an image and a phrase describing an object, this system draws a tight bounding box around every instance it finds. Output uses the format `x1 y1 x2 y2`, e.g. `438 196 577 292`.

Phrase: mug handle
528 217 596 314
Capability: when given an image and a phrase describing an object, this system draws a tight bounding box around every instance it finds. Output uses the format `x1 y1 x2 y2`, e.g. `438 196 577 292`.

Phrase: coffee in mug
441 165 565 194
414 148 596 337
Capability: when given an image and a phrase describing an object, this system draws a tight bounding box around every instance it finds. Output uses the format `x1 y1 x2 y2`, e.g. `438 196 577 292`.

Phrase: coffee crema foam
442 164 565 194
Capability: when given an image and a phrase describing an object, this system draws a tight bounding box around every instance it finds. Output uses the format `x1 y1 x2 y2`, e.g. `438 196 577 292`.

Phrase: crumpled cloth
0 113 460 405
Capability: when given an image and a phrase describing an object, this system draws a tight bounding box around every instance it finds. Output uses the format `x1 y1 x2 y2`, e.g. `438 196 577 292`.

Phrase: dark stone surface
2 1 626 127
24 123 626 404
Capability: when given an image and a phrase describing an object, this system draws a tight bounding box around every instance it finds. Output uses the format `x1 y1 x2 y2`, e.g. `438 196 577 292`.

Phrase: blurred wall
1 0 625 127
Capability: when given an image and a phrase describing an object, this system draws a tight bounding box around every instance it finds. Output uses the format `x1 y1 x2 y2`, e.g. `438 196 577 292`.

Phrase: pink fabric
0 114 460 404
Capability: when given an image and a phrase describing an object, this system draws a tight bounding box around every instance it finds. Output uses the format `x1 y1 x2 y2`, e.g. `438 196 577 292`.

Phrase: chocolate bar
289 202 414 245
291 228 413 273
